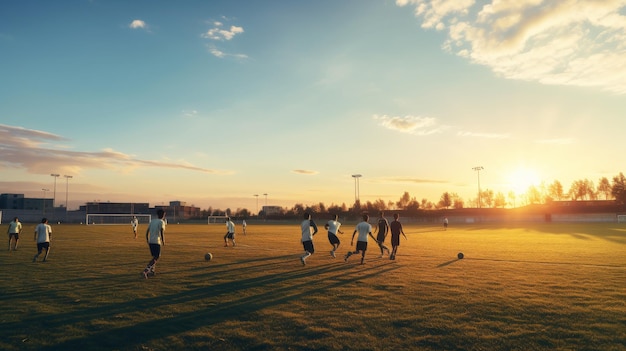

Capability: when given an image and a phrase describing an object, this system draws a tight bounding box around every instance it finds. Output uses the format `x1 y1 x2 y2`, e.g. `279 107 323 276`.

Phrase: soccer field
1 222 625 351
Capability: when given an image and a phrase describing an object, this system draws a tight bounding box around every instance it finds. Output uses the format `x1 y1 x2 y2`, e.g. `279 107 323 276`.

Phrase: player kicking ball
344 214 377 265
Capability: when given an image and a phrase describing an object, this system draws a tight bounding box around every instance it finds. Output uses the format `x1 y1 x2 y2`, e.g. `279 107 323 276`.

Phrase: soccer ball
204 253 213 261
457 252 464 259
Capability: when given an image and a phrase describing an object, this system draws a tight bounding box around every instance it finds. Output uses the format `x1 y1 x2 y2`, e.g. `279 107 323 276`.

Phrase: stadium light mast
64 175 73 222
253 194 259 216
263 193 268 221
50 173 60 208
472 166 484 208
42 188 50 216
351 174 362 203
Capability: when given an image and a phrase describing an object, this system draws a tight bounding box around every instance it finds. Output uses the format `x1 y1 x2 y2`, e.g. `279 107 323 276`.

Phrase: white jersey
354 221 372 242
131 218 138 228
301 219 318 242
34 223 52 243
147 218 166 245
226 220 235 233
326 220 341 235
8 221 22 234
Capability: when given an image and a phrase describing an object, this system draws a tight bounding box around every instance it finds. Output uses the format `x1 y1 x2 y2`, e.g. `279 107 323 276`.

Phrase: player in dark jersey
374 211 391 258
389 213 408 260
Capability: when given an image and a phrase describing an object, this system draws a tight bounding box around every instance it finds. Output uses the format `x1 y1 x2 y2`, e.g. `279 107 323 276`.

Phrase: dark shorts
224 232 235 239
9 233 19 240
376 234 385 243
149 243 161 258
36 242 50 253
444 223 448 228
328 232 340 245
302 240 314 254
356 241 367 252
391 234 400 247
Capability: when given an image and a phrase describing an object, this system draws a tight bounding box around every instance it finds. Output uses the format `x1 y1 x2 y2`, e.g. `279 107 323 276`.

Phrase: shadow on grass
5 259 400 351
436 259 462 268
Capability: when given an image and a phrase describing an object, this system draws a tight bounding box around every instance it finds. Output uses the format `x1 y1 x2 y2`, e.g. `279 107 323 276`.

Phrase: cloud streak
0 124 224 176
292 169 319 175
373 114 447 135
397 0 626 94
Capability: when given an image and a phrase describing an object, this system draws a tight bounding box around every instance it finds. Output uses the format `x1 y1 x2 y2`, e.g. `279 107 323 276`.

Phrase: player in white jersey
324 214 344 258
7 217 22 251
224 217 236 247
131 216 139 239
33 218 52 262
345 214 377 265
242 220 247 235
300 212 318 265
142 209 166 279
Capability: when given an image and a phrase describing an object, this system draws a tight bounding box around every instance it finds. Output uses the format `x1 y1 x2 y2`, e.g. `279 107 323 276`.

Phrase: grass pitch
1 221 625 351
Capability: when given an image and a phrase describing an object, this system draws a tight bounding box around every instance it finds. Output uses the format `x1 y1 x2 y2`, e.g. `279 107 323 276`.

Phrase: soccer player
131 216 139 239
344 214 377 265
389 213 408 260
324 214 343 258
7 217 22 251
374 211 391 258
224 217 236 247
242 219 247 235
33 217 52 262
142 209 166 279
443 217 449 230
300 212 318 265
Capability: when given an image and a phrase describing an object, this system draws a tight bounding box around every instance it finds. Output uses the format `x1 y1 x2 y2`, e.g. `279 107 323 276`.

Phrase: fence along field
0 222 624 350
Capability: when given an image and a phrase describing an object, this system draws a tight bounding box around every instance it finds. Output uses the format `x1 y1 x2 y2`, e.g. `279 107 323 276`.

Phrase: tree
597 177 612 200
508 191 516 208
480 189 494 208
548 180 564 201
611 172 626 205
438 192 452 209
526 186 541 204
569 178 595 200
494 192 506 208
396 192 411 209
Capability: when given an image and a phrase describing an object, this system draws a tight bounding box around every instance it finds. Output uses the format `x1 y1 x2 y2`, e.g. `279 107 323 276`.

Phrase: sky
1 0 625 212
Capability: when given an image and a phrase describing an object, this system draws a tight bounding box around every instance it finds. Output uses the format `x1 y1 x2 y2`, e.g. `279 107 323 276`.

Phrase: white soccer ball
204 253 213 261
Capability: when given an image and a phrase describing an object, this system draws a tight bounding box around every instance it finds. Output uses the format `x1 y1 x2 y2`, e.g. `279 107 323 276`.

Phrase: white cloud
202 22 244 41
0 124 224 175
129 19 147 29
373 114 445 135
398 0 626 94
292 169 319 175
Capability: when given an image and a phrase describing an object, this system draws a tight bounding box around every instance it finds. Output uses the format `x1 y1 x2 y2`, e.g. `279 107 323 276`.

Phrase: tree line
199 172 626 219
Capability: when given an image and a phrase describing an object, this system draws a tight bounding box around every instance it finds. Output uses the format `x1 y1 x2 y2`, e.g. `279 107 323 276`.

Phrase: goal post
617 214 626 223
208 215 228 224
86 214 151 225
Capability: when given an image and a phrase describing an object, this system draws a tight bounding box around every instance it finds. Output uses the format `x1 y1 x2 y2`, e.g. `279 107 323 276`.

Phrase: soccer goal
86 214 151 225
207 215 228 224
617 214 626 223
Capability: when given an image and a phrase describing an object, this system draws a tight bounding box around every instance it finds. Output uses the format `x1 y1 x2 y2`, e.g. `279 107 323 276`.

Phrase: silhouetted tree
611 172 626 205
597 177 612 200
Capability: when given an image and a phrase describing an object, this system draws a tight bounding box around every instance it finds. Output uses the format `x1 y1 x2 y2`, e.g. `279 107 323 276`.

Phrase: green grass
1 222 625 351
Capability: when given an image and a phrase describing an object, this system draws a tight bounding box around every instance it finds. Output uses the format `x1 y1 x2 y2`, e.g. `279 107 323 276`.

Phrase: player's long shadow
18 261 400 350
436 259 462 268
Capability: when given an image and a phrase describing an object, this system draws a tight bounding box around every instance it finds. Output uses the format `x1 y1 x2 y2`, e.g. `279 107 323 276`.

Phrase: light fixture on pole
263 193 268 220
42 188 50 215
64 175 73 222
50 173 60 208
351 174 362 203
472 166 484 208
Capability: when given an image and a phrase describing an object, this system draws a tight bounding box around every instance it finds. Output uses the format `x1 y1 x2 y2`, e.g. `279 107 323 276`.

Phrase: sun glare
508 167 540 195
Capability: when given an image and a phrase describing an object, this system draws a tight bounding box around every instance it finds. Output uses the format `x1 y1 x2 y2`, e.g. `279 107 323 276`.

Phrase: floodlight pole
50 173 60 208
42 188 50 216
263 193 268 221
64 175 73 222
472 166 484 208
351 174 362 203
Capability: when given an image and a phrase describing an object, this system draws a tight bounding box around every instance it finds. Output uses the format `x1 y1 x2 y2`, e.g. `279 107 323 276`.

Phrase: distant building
262 205 283 216
80 202 150 214
155 201 201 220
0 193 52 211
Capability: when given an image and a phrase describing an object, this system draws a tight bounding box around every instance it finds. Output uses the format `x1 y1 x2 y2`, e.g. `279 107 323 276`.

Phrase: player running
224 217 236 247
389 213 408 260
325 214 344 258
344 214 377 265
33 218 52 262
7 217 22 251
300 212 318 265
142 209 166 279
374 211 391 258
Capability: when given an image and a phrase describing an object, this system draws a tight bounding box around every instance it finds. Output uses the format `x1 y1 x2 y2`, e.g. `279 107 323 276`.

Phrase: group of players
299 211 408 266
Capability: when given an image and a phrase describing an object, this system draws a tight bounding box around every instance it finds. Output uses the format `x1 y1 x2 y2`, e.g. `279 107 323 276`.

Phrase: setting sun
508 167 541 195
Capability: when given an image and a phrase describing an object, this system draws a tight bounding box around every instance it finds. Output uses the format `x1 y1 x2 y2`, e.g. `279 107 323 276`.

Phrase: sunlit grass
0 222 624 350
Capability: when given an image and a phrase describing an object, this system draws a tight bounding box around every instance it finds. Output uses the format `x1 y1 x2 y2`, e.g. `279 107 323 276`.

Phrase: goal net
208 215 228 224
617 214 626 223
86 214 151 225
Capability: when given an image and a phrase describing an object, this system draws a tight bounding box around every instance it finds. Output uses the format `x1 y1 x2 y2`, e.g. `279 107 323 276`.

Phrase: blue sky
1 0 625 212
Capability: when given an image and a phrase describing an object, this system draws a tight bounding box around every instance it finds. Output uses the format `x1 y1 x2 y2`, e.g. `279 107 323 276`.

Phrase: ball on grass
457 252 464 259
204 253 213 261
